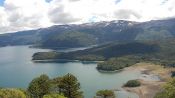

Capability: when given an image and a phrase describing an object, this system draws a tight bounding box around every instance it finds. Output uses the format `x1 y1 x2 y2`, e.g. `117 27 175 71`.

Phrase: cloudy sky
0 0 175 34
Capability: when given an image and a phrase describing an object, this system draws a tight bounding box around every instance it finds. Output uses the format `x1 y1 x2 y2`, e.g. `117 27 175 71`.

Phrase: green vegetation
74 54 105 61
97 56 141 71
33 42 158 61
33 39 175 71
32 52 59 60
54 73 83 98
154 92 167 98
124 80 141 87
0 88 26 98
154 78 175 98
27 73 82 98
28 74 50 98
43 94 66 98
95 89 115 98
0 73 81 98
135 29 173 41
41 32 97 48
0 30 40 47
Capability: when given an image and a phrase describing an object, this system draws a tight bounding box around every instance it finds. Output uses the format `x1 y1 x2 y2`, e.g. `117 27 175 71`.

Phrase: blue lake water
0 46 140 98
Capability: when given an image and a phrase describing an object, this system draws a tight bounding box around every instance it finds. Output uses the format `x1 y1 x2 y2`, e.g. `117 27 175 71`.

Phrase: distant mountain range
0 18 175 48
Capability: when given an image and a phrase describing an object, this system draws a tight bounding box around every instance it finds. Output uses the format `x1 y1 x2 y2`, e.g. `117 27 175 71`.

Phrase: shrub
154 78 175 98
124 80 141 87
0 88 26 98
95 89 115 98
43 93 66 98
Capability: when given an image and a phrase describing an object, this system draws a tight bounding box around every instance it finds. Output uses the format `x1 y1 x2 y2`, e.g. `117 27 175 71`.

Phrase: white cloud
0 0 175 33
0 0 52 33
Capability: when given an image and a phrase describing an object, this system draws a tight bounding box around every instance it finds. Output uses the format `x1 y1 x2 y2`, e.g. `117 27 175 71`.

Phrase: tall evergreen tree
27 74 51 98
51 77 63 94
59 73 83 98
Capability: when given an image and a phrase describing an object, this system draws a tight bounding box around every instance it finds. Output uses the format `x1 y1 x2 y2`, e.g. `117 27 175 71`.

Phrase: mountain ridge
0 18 175 48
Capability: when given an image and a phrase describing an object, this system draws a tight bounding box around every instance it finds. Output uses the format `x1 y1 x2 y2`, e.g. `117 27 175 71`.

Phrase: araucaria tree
59 73 83 98
27 74 51 98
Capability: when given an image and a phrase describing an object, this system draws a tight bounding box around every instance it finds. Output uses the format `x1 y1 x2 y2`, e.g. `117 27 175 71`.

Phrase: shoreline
97 69 123 73
32 59 103 63
33 59 123 73
123 80 165 98
29 44 98 50
122 62 175 98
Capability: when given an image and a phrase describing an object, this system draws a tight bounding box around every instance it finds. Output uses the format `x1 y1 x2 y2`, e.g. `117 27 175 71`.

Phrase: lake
0 46 140 98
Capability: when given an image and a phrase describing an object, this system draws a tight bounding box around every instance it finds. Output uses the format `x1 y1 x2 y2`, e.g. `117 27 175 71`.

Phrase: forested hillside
33 39 175 71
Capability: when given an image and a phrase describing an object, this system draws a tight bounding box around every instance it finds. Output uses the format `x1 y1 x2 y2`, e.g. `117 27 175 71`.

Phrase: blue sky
0 0 4 6
45 0 52 3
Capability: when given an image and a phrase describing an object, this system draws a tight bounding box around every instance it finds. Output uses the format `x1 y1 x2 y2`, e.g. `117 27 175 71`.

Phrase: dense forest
33 39 175 71
32 41 158 61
